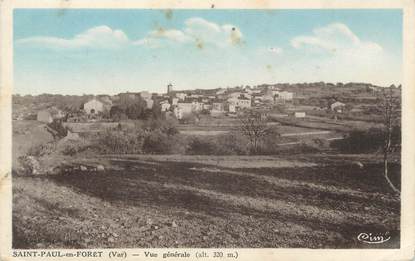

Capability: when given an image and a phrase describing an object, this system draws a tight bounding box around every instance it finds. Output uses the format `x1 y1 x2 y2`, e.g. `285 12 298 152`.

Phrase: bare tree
238 110 268 154
377 86 401 194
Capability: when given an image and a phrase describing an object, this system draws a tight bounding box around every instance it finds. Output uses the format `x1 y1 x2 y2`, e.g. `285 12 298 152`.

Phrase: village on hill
13 81 400 125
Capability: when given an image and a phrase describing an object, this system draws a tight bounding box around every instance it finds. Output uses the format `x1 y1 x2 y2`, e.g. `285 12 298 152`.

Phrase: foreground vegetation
13 154 400 248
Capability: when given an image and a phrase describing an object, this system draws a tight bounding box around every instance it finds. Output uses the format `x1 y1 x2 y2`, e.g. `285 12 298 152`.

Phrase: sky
14 9 402 95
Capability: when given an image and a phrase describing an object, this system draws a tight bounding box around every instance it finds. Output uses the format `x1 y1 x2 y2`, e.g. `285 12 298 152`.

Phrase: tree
110 106 127 121
143 118 179 136
126 103 146 120
377 86 401 194
151 101 162 119
118 94 147 120
238 110 269 154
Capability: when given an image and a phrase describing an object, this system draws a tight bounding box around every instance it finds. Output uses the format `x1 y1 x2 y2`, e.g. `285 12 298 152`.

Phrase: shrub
330 127 401 153
110 106 128 121
255 128 281 155
186 136 218 155
166 134 187 155
97 129 145 154
143 118 179 136
125 102 146 120
141 118 184 154
60 139 93 156
142 130 174 154
93 118 183 155
214 132 249 155
186 133 249 155
143 130 186 154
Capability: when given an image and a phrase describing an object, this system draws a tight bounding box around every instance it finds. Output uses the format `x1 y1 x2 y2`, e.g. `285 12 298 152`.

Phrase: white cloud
137 17 243 48
184 18 243 47
185 17 221 33
133 28 193 48
283 23 399 86
149 28 192 43
16 25 129 50
291 23 382 54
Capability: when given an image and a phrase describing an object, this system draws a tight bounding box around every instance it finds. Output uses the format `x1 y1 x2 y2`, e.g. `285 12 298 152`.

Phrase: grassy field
12 153 400 249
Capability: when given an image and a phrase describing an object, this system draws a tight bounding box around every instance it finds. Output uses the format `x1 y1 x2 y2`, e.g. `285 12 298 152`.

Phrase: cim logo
357 232 391 244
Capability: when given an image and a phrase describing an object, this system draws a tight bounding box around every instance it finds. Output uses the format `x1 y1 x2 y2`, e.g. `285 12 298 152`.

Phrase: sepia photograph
1 1 414 259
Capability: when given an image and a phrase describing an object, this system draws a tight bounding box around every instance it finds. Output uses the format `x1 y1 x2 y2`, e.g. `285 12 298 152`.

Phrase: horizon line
12 81 401 96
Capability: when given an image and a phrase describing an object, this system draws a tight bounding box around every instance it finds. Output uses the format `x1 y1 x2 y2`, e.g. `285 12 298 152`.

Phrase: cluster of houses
165 85 294 119
34 84 349 123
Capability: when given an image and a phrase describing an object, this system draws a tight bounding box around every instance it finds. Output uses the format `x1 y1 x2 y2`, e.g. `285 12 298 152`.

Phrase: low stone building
84 98 112 115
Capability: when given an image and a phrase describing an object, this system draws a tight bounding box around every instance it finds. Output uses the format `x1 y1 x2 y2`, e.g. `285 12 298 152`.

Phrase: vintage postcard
0 0 414 260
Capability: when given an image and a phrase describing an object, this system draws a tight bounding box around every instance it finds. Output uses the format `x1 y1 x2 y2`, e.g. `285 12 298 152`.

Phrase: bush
97 129 145 154
255 128 281 155
330 127 401 153
142 130 170 154
142 130 186 154
110 106 128 121
94 120 184 155
140 118 184 154
215 133 249 155
186 137 218 155
186 133 249 155
167 134 187 154
143 118 179 136
60 139 93 156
